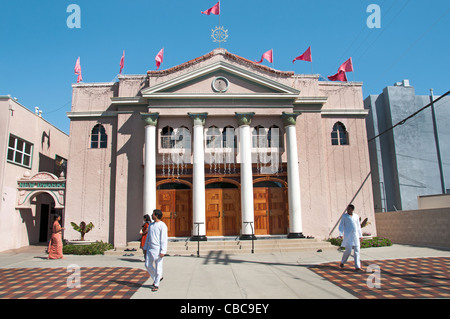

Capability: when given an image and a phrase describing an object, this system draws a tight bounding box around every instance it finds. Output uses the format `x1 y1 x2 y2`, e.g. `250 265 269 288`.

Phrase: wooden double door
156 189 192 237
253 187 288 235
205 188 241 236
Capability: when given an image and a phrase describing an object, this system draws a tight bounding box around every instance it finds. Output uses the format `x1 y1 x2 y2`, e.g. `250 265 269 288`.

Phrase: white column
235 112 255 240
188 113 208 241
141 113 159 217
282 112 305 238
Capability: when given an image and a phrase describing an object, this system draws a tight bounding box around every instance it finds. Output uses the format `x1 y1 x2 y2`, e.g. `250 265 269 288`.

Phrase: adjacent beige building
0 96 68 252
65 49 376 248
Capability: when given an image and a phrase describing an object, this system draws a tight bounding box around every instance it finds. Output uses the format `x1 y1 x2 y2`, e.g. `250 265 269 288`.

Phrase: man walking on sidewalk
338 204 363 271
143 209 168 292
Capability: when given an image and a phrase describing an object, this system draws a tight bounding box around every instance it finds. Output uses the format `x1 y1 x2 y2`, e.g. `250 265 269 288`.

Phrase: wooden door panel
206 189 222 236
253 188 269 235
157 190 176 237
222 189 240 236
175 190 192 237
268 188 288 235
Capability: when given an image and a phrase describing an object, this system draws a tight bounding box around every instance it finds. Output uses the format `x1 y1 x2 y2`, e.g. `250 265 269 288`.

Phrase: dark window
161 126 175 149
331 122 348 146
7 135 33 168
91 124 107 148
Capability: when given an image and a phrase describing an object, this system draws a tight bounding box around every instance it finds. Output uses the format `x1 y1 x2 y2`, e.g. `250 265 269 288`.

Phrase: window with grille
91 124 107 148
7 135 33 168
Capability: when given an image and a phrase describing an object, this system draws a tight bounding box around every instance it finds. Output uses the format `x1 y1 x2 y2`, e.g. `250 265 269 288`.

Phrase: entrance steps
105 237 335 257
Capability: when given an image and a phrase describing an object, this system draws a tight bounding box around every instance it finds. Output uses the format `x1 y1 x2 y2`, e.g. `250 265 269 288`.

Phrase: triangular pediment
141 61 299 99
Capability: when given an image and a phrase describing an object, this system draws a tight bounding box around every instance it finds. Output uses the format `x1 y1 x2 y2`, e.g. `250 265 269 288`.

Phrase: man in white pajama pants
338 204 363 270
143 209 168 291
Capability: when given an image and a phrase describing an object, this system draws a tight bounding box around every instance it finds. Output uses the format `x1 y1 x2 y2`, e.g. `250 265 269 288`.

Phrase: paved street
1 243 449 300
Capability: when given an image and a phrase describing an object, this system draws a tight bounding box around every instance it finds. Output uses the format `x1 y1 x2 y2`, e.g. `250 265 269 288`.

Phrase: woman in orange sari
140 214 151 260
48 215 65 259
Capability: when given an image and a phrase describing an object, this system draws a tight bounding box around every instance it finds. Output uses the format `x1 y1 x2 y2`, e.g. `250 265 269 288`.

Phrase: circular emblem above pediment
212 76 229 93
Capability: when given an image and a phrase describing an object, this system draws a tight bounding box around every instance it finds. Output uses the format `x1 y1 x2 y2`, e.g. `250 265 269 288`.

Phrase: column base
239 234 257 240
190 235 207 242
287 232 305 239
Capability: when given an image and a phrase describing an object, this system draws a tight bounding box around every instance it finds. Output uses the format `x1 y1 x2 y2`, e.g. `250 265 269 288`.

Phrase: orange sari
48 221 63 259
140 222 149 248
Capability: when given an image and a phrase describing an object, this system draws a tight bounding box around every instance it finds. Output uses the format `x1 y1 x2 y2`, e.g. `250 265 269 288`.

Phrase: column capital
235 112 255 126
141 112 159 126
281 112 300 127
188 112 208 126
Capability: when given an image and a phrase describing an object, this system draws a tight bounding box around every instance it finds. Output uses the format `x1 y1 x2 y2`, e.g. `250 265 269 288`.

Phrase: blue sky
0 0 449 134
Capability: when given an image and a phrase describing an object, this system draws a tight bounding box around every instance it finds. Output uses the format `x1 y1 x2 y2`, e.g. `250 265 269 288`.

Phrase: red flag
338 57 353 73
328 70 347 82
74 57 82 83
155 48 164 70
255 49 273 64
119 51 125 74
293 46 312 63
201 1 220 15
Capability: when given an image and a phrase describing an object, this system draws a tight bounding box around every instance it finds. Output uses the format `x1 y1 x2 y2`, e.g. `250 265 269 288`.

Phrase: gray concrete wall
365 82 450 211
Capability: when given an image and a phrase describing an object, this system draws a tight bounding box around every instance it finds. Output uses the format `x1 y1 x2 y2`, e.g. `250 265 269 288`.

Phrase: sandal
151 286 159 292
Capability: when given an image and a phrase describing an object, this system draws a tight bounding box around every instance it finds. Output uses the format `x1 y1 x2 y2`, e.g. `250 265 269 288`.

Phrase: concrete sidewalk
1 244 449 299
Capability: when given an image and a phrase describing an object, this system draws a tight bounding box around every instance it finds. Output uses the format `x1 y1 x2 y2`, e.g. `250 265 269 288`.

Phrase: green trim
140 112 160 126
281 112 299 126
188 112 208 126
235 112 255 126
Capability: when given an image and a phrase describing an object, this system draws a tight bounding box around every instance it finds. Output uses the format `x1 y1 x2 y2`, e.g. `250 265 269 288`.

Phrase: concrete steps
105 237 335 257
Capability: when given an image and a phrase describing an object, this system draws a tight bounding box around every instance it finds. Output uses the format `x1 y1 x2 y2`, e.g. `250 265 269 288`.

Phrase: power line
356 0 411 62
368 90 450 143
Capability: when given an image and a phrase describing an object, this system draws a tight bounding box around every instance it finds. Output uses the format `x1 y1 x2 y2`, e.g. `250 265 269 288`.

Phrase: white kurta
143 221 168 254
143 221 168 287
338 213 362 248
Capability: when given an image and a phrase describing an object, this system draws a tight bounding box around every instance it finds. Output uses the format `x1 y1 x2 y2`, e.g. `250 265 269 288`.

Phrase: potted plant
360 217 372 238
70 221 94 241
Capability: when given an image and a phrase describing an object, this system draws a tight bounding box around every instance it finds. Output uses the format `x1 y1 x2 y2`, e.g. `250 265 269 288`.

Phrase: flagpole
271 49 274 69
218 1 221 48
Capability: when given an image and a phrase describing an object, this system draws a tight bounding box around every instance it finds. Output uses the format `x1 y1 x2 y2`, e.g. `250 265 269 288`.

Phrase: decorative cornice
188 112 208 126
140 112 160 126
111 97 147 105
235 112 255 126
142 61 300 96
294 96 328 105
321 109 369 117
281 112 300 126
146 93 299 100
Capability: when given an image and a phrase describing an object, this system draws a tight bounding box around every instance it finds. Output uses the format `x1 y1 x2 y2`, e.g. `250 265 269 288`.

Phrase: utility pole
430 88 446 194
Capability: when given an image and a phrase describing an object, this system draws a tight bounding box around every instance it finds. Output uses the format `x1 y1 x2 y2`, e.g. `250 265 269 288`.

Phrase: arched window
161 126 174 149
91 124 107 148
173 126 191 150
252 125 267 148
222 126 236 149
206 126 222 149
268 125 281 148
331 122 349 145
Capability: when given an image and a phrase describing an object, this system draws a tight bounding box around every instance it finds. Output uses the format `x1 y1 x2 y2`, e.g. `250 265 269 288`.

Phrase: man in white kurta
143 209 168 291
338 204 363 270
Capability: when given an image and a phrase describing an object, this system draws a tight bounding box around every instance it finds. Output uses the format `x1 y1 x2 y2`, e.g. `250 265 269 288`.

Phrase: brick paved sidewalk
309 257 450 299
0 267 149 299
